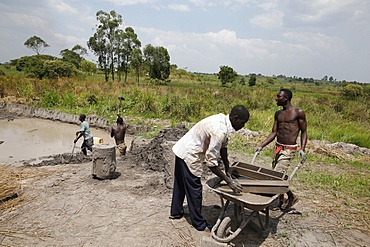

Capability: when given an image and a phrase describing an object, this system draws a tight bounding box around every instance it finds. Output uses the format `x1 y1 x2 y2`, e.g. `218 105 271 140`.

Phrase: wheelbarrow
206 160 302 243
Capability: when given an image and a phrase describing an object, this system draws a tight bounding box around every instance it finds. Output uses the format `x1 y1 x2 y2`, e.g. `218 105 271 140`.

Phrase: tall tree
143 44 170 80
24 35 50 55
88 10 123 82
88 28 110 82
217 65 237 86
114 29 125 82
131 48 143 83
121 27 141 83
71 45 88 56
60 48 82 68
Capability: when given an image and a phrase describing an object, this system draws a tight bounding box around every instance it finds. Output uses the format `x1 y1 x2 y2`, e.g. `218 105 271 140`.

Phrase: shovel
68 143 76 163
117 96 125 115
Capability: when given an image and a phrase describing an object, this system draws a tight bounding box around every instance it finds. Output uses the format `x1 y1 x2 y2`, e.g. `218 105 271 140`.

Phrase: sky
1 0 369 83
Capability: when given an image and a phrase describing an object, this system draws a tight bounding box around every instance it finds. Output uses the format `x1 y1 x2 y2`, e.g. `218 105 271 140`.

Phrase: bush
16 56 46 79
40 90 60 107
341 84 363 99
43 60 77 79
15 55 77 79
80 60 97 75
248 74 256 86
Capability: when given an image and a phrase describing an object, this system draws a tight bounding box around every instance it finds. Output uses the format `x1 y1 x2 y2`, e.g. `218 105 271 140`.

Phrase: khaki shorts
272 149 296 173
117 143 127 156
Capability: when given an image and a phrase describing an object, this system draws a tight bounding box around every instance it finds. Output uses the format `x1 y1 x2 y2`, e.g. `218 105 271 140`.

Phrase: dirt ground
0 103 369 247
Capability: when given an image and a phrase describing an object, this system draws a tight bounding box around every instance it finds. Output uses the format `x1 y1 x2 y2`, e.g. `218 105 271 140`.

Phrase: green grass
1 65 369 149
299 168 369 199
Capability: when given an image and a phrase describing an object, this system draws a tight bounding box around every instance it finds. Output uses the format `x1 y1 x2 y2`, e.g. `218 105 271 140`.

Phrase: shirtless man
111 114 127 156
256 88 307 209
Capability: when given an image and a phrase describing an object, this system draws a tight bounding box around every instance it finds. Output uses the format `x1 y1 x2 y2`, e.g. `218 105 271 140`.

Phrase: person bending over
74 114 94 155
170 105 250 231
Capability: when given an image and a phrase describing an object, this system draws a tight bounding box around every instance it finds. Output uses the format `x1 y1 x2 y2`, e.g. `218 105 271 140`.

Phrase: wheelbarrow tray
227 162 289 194
206 177 280 212
218 179 289 194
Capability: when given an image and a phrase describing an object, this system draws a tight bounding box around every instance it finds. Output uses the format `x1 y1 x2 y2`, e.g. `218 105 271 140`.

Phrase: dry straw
0 164 22 211
0 164 57 211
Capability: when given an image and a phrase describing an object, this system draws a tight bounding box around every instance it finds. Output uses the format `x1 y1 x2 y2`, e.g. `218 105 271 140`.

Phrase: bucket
93 137 103 145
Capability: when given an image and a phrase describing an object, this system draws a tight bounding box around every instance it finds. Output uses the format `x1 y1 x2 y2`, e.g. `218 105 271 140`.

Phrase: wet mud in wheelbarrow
206 161 290 244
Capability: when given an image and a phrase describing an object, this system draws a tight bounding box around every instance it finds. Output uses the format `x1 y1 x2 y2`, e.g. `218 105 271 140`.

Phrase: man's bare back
111 115 127 145
111 125 126 145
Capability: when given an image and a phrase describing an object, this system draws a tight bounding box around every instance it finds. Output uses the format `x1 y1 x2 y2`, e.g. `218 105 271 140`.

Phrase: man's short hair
117 116 124 124
280 88 293 100
230 105 250 120
79 114 86 121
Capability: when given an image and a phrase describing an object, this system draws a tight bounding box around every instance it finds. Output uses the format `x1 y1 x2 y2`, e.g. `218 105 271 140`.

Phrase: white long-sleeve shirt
172 113 235 177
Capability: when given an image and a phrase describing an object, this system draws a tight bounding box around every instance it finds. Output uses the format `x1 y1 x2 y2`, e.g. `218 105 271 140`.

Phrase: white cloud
257 0 278 11
2 12 49 30
136 26 303 73
135 24 364 80
283 31 346 51
54 33 85 46
168 4 191 11
104 0 158 6
286 0 370 25
0 0 369 82
205 29 238 44
188 0 215 7
250 10 284 29
47 0 78 14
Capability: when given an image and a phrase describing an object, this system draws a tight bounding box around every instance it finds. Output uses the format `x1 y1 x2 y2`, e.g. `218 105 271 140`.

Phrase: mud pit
0 104 369 247
0 118 132 165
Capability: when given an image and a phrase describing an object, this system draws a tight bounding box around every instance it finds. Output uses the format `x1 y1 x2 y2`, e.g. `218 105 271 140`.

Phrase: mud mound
123 125 188 190
327 141 370 156
22 153 93 167
128 124 188 172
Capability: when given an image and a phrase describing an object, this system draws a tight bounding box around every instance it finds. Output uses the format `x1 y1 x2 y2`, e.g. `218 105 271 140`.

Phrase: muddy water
0 118 132 165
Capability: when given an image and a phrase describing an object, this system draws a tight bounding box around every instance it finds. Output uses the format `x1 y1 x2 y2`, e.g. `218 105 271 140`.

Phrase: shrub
40 90 60 107
341 84 363 99
80 60 97 75
43 60 77 79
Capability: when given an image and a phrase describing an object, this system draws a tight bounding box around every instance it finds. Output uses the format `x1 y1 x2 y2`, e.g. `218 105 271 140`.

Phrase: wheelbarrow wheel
216 216 237 238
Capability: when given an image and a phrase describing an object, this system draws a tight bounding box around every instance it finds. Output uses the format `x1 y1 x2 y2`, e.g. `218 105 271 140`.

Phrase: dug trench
0 103 369 246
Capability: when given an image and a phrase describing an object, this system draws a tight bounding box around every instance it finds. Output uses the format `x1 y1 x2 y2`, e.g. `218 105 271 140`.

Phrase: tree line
15 10 171 82
5 9 369 90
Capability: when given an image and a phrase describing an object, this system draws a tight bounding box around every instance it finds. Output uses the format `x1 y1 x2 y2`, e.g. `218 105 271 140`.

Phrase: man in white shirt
170 105 250 231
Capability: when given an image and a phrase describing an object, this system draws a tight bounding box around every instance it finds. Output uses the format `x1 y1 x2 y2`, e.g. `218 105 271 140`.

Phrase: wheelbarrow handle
251 151 260 165
289 160 304 180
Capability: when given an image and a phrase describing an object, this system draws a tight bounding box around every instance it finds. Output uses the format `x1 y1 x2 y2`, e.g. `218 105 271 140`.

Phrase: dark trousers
81 137 93 155
170 156 208 230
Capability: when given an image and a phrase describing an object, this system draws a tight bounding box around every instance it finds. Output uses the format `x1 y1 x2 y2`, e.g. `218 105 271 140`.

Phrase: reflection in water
0 118 130 165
